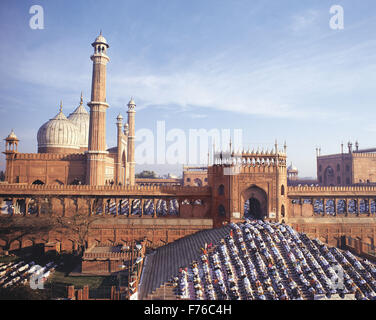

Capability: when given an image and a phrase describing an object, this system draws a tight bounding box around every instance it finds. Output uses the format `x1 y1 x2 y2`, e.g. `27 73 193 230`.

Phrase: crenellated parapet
213 149 287 168
12 153 86 160
288 185 376 197
0 184 212 197
351 152 376 158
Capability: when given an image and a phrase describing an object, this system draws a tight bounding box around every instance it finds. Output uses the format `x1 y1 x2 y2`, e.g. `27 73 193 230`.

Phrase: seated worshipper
201 254 208 264
206 290 215 300
266 285 277 300
364 260 376 275
256 285 265 295
355 289 365 300
308 286 316 300
193 276 201 286
299 273 309 287
290 286 301 300
195 288 203 299
249 269 257 282
214 269 223 281
295 263 303 275
173 277 179 287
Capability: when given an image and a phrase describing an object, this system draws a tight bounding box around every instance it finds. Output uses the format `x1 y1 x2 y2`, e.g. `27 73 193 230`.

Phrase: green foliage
135 170 158 179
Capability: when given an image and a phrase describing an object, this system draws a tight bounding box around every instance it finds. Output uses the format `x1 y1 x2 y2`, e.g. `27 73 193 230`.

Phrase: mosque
4 32 135 187
1 33 376 269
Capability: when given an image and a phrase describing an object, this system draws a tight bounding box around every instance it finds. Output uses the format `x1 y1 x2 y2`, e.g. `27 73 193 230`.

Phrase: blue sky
1 0 376 177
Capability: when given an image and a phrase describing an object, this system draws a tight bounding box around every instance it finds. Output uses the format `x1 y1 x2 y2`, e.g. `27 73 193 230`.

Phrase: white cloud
3 29 376 124
290 9 320 33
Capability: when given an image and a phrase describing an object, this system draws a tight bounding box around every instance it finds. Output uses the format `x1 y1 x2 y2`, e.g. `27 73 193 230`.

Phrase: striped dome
68 94 90 148
37 108 80 152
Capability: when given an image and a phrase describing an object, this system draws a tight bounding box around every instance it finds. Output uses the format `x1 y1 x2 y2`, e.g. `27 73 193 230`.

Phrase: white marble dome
37 105 80 151
94 34 108 45
68 95 90 149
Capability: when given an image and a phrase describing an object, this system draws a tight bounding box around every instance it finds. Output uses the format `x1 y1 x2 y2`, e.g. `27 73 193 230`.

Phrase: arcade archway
324 166 335 186
242 186 268 220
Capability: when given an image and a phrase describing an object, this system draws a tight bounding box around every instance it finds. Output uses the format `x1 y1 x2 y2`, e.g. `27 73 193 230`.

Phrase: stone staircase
139 225 231 300
147 282 177 300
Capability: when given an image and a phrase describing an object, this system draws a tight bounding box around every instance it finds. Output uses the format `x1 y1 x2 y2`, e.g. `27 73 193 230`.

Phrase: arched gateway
243 186 268 220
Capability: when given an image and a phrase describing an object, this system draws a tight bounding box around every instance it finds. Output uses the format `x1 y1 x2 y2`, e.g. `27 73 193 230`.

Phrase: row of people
0 260 56 289
172 220 376 300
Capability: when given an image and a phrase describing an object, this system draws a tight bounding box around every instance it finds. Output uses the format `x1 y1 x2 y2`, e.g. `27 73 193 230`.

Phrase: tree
54 208 102 256
135 170 158 179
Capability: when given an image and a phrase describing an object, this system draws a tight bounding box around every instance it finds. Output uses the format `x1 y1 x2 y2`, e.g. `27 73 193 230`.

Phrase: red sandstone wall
6 154 86 185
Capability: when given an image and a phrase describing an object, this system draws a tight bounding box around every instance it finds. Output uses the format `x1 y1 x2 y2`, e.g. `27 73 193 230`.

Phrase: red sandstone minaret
86 32 110 185
3 130 19 183
115 114 126 185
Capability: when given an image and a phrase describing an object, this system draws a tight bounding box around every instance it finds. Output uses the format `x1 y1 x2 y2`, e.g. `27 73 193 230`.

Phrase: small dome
117 113 123 121
6 129 18 141
68 94 90 149
37 103 80 152
127 97 136 111
92 31 109 47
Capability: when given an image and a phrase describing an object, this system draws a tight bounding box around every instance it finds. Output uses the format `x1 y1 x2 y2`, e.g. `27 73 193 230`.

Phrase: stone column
115 199 119 216
102 199 107 215
25 197 30 216
153 198 158 218
166 199 170 215
67 286 75 300
83 286 89 300
129 198 133 216
118 199 122 216
12 198 17 215
37 198 41 216
88 198 94 216
356 198 360 216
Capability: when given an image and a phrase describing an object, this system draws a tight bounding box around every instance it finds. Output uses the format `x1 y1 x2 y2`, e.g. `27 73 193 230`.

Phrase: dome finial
80 91 83 105
59 100 63 113
128 97 136 110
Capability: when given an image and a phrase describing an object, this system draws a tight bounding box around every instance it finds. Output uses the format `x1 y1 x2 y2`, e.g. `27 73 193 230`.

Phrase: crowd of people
172 220 376 300
0 260 57 289
99 199 179 216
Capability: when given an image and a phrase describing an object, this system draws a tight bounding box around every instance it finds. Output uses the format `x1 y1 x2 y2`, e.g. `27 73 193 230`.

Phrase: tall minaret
115 114 123 185
127 98 136 185
86 32 110 185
